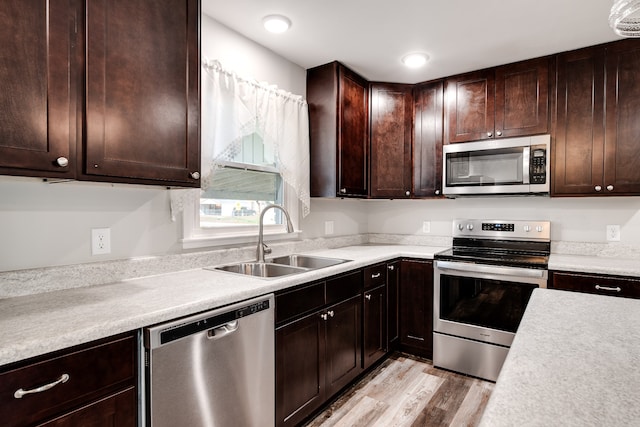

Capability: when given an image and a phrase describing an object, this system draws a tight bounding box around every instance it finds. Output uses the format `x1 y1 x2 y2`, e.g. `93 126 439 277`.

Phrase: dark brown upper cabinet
0 0 75 179
0 0 200 187
413 80 444 198
553 39 640 196
369 83 413 198
445 57 550 144
308 62 369 197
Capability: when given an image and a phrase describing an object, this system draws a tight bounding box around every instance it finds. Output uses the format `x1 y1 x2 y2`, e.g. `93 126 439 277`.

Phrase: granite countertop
549 253 640 277
0 245 446 367
480 288 640 426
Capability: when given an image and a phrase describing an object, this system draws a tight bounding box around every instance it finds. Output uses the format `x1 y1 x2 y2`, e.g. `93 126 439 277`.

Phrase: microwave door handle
435 260 545 278
523 146 531 184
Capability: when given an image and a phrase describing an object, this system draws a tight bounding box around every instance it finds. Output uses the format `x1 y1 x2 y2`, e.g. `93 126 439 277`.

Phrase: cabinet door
370 83 413 198
85 0 200 186
387 262 400 347
552 271 640 299
399 260 434 359
604 39 640 195
41 388 136 427
363 284 387 369
0 0 75 178
553 46 606 195
413 81 444 197
495 57 549 138
325 296 362 397
337 66 369 196
276 312 326 427
445 69 495 143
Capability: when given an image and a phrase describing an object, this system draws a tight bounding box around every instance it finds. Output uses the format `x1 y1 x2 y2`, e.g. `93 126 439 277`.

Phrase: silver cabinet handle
496 130 503 136
14 374 70 399
190 171 200 179
327 310 334 318
339 188 347 194
595 284 621 293
595 185 602 192
405 190 410 196
606 185 614 191
320 313 328 321
371 272 381 279
487 132 493 137
388 265 395 271
435 189 440 195
365 294 371 301
55 157 69 167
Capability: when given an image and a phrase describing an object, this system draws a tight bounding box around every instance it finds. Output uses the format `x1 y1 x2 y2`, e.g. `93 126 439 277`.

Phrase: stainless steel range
433 219 550 381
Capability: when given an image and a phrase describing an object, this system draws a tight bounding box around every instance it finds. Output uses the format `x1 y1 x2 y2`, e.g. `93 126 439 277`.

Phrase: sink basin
211 262 306 278
267 254 351 269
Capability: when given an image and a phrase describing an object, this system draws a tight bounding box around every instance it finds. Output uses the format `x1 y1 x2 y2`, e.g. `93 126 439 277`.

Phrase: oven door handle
435 260 545 278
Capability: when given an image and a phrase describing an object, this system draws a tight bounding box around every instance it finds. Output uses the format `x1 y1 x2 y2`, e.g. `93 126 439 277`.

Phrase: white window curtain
170 60 311 220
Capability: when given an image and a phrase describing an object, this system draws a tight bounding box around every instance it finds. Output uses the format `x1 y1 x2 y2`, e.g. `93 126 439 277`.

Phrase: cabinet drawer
326 271 362 306
364 263 386 290
552 272 640 299
276 282 325 324
0 334 136 427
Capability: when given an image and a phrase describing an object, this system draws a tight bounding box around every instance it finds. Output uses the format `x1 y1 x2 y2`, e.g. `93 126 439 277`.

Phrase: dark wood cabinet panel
363 284 387 370
276 311 326 427
308 62 369 197
0 333 136 427
604 39 640 194
84 0 200 186
387 261 400 347
551 271 640 299
553 46 606 195
325 296 362 397
413 81 444 197
445 69 495 143
495 57 549 138
369 83 413 198
0 0 75 178
399 259 434 359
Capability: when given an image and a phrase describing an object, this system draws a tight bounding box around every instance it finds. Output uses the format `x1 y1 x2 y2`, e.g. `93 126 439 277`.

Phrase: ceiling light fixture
610 0 640 37
262 15 291 34
402 53 429 69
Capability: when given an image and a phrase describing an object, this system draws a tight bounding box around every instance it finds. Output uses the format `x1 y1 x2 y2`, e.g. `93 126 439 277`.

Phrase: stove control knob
466 224 474 231
524 225 531 232
457 223 464 231
536 225 544 232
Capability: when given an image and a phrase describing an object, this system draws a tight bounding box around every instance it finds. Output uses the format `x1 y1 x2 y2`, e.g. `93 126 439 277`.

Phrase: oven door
434 260 547 347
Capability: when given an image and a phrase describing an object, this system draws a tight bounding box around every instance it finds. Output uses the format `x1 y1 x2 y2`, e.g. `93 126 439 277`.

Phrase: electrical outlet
91 228 111 255
422 221 431 233
606 225 621 242
324 220 334 235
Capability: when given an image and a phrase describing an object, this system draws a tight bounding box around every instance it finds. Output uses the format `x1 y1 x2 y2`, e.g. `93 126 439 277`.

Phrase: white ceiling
202 0 622 84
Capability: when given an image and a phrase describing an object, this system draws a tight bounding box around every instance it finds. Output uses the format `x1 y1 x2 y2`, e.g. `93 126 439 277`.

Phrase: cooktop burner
436 219 551 269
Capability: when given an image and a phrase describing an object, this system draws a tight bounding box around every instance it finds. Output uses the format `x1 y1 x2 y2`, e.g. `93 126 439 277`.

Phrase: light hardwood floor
305 353 494 427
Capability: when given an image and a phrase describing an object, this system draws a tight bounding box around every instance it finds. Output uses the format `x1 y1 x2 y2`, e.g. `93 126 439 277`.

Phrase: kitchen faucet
257 204 295 262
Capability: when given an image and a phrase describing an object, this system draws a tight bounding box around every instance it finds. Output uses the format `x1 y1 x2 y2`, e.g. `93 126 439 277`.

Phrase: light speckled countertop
0 245 445 367
480 288 640 426
549 253 640 277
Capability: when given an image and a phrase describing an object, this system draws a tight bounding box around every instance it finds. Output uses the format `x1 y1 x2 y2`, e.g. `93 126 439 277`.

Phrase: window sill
181 230 302 250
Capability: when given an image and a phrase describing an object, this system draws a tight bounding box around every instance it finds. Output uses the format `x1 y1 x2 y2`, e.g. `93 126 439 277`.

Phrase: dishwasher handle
208 320 239 340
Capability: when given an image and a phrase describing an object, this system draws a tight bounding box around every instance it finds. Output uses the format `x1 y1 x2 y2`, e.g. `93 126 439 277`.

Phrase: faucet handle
262 243 272 255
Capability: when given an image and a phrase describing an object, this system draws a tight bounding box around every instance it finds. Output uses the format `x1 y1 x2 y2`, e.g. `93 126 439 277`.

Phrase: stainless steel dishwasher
143 294 275 427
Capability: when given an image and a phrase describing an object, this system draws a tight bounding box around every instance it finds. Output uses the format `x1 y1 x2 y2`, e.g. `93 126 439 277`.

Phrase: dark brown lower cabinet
387 261 400 348
363 284 387 369
551 271 640 299
399 259 434 359
275 272 362 427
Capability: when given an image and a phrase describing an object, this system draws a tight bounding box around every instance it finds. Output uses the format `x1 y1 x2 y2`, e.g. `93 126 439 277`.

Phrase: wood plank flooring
304 353 494 427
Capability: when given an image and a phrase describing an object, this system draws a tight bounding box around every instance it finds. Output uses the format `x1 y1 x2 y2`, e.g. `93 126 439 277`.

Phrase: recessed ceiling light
263 15 291 33
402 53 429 69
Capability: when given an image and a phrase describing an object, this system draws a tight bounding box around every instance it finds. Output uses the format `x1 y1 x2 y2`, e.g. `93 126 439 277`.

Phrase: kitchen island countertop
480 288 640 426
0 245 445 367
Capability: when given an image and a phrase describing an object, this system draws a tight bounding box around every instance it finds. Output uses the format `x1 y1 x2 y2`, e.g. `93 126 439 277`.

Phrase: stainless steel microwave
442 134 550 196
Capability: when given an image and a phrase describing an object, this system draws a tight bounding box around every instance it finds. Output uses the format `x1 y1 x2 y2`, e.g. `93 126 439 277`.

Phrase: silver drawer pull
365 294 372 301
371 272 381 279
14 374 70 399
595 284 621 293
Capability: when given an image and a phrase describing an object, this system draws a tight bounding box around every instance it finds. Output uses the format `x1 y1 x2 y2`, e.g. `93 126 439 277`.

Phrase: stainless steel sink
212 262 306 278
267 254 351 269
209 255 351 278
